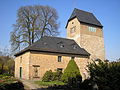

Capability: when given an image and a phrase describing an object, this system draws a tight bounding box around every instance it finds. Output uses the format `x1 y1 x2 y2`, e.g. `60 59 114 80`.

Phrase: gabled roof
66 8 103 28
14 36 90 57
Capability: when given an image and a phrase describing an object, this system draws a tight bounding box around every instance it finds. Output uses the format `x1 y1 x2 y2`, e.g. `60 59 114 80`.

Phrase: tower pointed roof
66 8 103 28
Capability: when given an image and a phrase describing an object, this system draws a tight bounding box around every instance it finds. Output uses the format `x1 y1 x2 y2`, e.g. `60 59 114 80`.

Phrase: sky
0 0 120 61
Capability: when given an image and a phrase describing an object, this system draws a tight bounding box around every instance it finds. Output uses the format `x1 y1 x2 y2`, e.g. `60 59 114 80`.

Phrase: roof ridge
43 36 75 41
74 8 92 14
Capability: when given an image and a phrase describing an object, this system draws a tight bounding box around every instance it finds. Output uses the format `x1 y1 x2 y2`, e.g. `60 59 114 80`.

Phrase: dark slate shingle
66 8 103 27
14 36 90 57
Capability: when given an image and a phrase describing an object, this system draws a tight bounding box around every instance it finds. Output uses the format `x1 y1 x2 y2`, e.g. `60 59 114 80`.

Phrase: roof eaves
14 48 90 57
30 49 90 57
79 21 103 28
65 16 77 28
14 48 30 57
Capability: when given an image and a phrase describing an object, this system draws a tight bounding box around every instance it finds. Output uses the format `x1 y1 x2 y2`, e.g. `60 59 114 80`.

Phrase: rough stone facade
15 52 30 80
66 18 105 60
15 51 89 80
67 18 81 46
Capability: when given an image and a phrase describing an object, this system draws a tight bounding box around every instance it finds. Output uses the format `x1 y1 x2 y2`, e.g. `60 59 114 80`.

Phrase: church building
14 8 105 80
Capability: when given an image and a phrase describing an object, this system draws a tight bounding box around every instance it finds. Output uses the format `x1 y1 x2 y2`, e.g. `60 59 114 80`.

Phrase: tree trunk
0 64 4 74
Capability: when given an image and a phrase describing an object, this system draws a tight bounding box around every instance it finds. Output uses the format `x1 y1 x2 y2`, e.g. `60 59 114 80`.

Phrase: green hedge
52 71 62 81
61 59 82 83
88 60 120 90
42 70 63 82
42 70 53 82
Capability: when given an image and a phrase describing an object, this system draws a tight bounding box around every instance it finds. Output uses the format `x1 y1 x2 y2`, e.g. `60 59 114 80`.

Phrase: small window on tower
88 26 96 32
70 26 76 33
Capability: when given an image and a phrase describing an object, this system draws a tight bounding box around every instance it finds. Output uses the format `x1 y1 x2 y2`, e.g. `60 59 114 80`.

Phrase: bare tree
10 5 59 52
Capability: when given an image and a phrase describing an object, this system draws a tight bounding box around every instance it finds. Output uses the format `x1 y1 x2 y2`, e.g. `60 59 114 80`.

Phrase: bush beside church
42 59 82 88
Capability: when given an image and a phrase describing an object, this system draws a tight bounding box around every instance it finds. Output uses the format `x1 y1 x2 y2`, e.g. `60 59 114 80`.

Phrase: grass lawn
0 75 17 84
35 81 65 86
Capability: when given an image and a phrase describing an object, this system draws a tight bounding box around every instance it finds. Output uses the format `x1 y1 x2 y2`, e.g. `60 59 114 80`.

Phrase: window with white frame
88 26 96 32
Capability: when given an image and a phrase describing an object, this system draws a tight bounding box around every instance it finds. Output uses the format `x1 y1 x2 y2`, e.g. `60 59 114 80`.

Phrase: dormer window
43 42 47 45
72 44 77 49
57 41 64 48
60 44 64 48
73 45 77 49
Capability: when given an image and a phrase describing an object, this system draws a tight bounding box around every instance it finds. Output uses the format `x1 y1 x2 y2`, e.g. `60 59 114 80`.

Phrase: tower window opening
88 26 96 32
70 26 76 33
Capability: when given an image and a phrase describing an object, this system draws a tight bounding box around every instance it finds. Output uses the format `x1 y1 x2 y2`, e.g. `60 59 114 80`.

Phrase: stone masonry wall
66 18 105 60
80 23 105 60
15 52 30 79
29 51 89 80
67 18 81 46
15 51 89 80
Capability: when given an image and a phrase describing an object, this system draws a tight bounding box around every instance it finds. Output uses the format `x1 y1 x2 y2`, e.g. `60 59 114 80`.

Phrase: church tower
66 8 105 60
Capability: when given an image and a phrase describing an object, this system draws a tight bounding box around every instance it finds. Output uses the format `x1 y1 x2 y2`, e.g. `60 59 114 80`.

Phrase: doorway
20 67 22 78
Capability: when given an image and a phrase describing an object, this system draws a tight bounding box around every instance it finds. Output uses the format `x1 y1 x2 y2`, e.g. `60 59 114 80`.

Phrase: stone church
15 8 105 80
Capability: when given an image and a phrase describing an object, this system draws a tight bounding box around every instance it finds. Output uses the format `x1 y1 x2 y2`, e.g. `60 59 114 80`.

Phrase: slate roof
66 8 103 27
14 36 90 57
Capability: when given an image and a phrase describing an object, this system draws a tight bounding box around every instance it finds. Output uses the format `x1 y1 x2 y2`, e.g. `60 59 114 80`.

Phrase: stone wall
80 34 105 60
75 57 89 80
29 52 70 79
67 18 81 46
80 23 105 60
66 18 105 60
15 51 89 80
15 52 30 79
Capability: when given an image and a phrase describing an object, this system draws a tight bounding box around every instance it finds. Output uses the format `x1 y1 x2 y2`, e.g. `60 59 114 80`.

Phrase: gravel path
20 79 46 90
